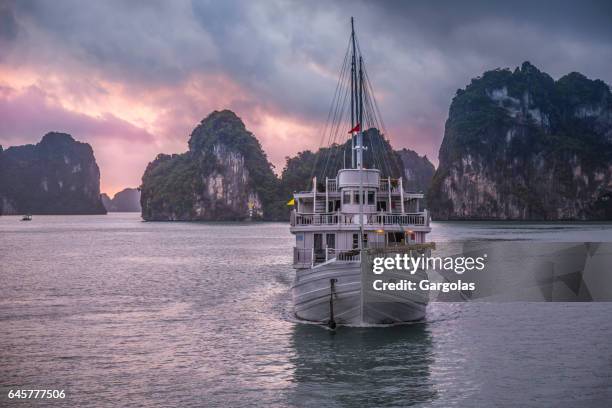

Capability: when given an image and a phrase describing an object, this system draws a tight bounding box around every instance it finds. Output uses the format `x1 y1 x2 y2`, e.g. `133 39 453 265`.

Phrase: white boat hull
292 252 428 326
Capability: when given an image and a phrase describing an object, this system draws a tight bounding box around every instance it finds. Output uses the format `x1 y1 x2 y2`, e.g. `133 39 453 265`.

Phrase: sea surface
1 213 611 407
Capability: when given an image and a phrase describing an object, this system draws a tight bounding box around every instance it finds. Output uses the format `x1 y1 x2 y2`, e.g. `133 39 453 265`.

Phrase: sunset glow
1 1 610 195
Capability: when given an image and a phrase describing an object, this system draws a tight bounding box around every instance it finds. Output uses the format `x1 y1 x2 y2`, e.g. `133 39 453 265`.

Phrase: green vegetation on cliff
280 128 406 192
141 110 284 221
141 113 434 221
0 132 106 215
430 61 612 220
279 129 433 199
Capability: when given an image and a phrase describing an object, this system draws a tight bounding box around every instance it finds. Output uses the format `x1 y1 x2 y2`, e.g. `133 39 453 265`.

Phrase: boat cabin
290 168 430 268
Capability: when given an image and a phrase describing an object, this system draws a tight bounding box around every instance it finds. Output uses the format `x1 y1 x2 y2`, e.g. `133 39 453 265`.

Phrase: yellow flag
287 198 295 206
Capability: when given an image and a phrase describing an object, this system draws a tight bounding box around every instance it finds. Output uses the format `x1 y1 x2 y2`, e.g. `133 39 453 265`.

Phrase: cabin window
353 191 360 204
314 233 325 262
387 232 405 245
363 233 368 248
352 233 359 249
367 191 375 205
314 233 323 250
343 191 351 204
326 233 336 249
377 201 387 212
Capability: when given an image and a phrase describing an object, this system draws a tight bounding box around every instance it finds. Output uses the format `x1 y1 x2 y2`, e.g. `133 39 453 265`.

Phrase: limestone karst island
2 63 609 221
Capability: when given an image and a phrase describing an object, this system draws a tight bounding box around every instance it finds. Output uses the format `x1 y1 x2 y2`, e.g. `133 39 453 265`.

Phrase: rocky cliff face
0 132 106 215
396 148 435 194
429 62 612 220
102 188 141 212
140 110 282 221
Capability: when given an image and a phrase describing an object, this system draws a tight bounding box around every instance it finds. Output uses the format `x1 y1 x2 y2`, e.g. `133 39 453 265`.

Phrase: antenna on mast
350 17 357 169
357 56 364 169
349 17 365 170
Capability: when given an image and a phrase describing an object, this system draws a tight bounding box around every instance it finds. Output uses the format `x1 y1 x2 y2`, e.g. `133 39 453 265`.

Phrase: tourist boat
289 18 433 327
21 214 32 221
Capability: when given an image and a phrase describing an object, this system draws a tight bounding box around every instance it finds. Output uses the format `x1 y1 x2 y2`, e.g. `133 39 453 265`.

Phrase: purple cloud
0 85 154 145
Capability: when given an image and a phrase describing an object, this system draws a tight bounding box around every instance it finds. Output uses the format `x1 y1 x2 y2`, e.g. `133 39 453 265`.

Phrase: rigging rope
311 25 405 187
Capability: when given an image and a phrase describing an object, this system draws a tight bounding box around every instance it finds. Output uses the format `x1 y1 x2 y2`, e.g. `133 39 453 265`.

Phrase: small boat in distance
21 214 32 221
289 18 433 327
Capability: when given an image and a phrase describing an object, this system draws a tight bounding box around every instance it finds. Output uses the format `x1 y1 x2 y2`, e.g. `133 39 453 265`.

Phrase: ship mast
357 57 363 169
350 17 357 169
349 18 365 249
358 55 364 249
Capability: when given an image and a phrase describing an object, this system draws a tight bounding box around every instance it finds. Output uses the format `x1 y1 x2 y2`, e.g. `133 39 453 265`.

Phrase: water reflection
289 323 437 407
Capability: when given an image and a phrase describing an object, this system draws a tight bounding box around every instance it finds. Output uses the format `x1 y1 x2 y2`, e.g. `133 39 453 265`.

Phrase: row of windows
314 232 366 250
311 231 418 252
342 190 375 205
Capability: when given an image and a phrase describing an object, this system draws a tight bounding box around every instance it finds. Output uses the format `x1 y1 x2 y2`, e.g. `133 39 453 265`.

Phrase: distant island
3 62 610 221
140 110 283 221
140 110 434 221
101 188 141 212
0 132 106 215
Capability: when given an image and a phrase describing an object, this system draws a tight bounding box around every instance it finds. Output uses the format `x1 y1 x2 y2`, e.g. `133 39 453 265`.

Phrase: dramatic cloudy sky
1 0 611 195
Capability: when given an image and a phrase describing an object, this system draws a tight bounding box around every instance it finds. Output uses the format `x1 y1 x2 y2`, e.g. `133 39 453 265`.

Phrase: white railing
291 212 353 226
291 211 428 227
325 248 361 262
327 179 337 192
293 244 435 268
293 247 361 267
296 177 413 195
379 178 402 193
293 247 313 267
367 213 427 226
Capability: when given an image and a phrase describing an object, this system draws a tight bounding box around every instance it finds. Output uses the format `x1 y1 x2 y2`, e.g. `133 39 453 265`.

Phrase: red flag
348 123 361 133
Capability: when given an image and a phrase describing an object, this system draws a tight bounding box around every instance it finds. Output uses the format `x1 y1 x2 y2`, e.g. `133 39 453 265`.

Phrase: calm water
1 214 611 407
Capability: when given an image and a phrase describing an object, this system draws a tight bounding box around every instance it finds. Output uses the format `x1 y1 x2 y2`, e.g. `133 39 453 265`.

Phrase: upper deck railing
327 178 337 192
292 243 435 268
379 178 402 193
367 213 427 226
297 177 407 195
290 211 428 227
